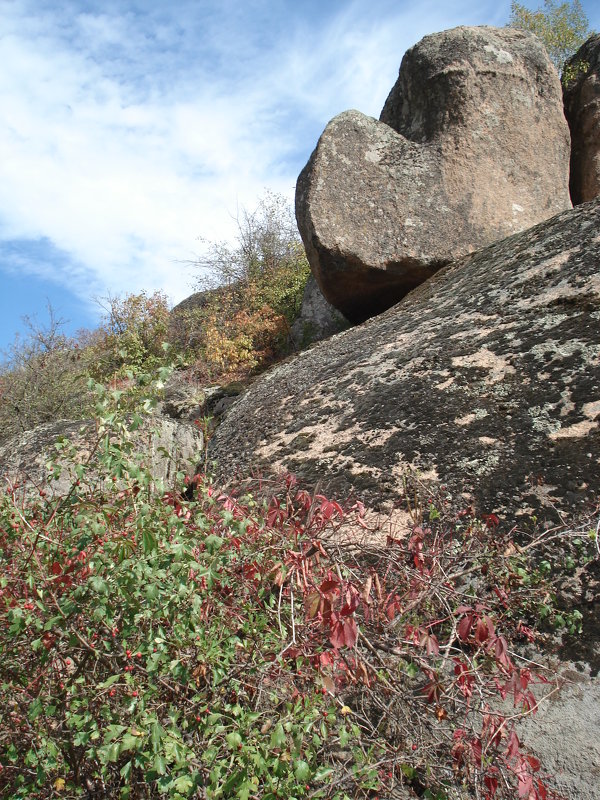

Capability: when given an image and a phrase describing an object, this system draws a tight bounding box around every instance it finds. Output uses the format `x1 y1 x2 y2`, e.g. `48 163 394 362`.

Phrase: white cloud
0 0 527 315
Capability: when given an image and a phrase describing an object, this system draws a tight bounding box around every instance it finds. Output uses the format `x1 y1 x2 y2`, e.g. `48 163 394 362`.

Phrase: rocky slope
210 198 600 526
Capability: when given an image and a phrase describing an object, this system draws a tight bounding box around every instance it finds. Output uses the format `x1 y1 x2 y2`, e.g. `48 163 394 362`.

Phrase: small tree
508 0 593 77
176 192 311 381
194 191 307 302
0 309 92 444
85 291 172 379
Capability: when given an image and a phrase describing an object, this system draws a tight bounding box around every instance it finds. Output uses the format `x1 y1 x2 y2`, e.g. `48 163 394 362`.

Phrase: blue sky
1 0 599 354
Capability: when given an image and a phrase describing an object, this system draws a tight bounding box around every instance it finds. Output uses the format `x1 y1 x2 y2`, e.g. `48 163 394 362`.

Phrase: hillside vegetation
2 366 597 799
0 193 310 448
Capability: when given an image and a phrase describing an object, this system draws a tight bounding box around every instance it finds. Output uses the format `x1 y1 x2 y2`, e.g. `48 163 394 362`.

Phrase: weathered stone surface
0 415 204 497
296 26 571 323
210 198 600 524
563 33 600 205
290 275 350 347
161 372 213 421
518 666 600 799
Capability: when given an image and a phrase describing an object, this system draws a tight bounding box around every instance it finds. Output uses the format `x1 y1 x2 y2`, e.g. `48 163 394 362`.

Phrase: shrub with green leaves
86 291 173 379
0 384 375 799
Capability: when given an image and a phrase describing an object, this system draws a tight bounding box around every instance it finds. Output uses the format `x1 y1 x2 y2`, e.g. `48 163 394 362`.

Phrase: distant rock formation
296 26 571 322
289 275 349 347
210 198 600 524
563 33 600 205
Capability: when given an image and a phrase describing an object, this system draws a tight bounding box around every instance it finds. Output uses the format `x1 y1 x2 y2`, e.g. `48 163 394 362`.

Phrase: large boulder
209 198 600 525
563 33 600 205
296 26 571 323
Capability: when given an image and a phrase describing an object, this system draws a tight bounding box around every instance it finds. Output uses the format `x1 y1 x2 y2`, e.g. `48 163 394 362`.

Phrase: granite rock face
0 416 204 497
210 198 600 524
564 33 600 205
296 26 571 323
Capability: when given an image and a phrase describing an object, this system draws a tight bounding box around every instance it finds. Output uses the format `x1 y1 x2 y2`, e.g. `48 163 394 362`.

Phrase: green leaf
226 731 242 750
221 769 244 795
146 584 159 600
153 754 167 775
173 775 194 794
143 528 157 553
294 760 310 782
269 723 286 750
313 766 334 782
120 733 141 752
204 534 223 553
105 724 127 743
151 723 163 753
90 576 109 595
237 782 253 800
107 742 121 762
28 698 43 721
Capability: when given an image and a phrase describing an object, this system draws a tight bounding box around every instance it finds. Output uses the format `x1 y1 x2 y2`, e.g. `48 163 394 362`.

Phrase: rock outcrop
289 275 349 347
563 33 600 205
0 415 204 497
296 26 571 323
209 198 600 524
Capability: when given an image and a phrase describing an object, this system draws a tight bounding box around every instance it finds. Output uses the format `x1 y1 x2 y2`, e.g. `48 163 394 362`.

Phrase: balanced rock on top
296 26 571 323
563 33 600 205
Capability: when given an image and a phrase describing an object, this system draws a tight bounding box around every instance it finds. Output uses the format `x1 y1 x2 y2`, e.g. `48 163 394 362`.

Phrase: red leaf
50 561 62 576
319 577 340 595
454 659 474 699
329 616 358 649
319 651 334 667
517 769 533 798
482 513 500 529
492 634 513 671
385 596 401 620
475 615 494 644
419 628 440 655
317 497 344 521
505 729 521 760
469 737 482 768
340 588 359 616
484 771 499 798
457 615 473 641
526 754 541 772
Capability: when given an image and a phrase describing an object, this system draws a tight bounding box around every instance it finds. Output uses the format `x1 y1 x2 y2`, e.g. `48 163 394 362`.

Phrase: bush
0 310 93 446
0 294 176 448
174 192 311 383
0 386 377 799
86 292 172 380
